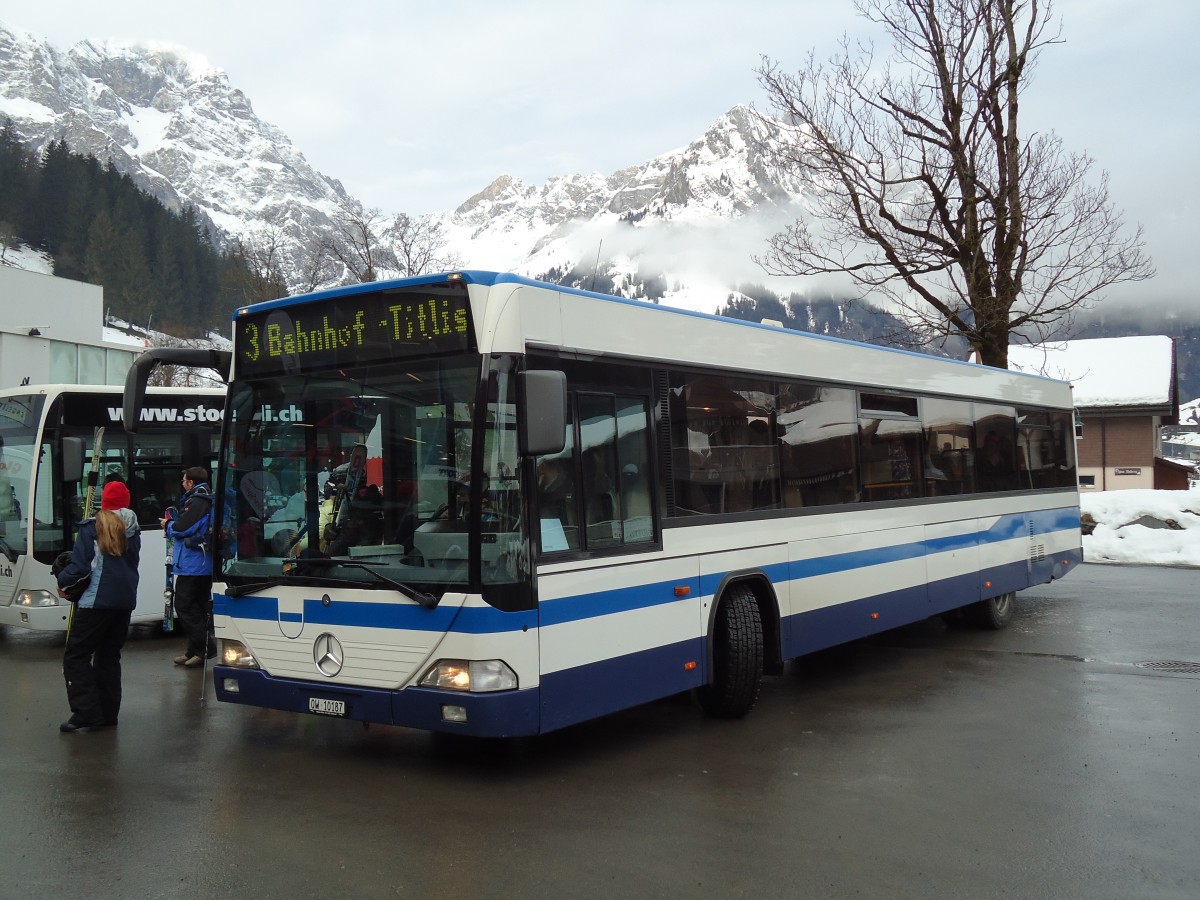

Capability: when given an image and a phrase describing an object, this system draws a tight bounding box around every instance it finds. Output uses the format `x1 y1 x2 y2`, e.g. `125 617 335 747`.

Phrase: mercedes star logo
313 632 344 677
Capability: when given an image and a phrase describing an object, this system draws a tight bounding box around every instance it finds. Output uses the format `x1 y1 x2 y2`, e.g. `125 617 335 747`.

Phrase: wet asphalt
1 563 1198 899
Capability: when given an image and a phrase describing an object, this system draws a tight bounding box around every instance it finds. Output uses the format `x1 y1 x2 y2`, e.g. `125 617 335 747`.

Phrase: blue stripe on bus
214 594 536 634
783 508 1075 582
216 508 1079 635
552 509 1077 624
538 576 703 627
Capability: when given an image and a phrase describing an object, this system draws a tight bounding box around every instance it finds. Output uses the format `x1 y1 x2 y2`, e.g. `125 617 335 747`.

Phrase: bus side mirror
62 437 84 483
518 370 567 457
123 347 231 433
123 353 150 433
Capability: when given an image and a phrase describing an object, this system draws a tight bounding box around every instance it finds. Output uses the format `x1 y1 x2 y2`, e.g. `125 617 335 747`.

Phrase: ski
67 426 105 639
162 505 178 632
317 442 368 554
81 426 105 521
332 441 368 527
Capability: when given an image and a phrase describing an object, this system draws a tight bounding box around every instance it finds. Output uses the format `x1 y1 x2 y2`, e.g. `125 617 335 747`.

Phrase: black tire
969 591 1016 630
696 583 763 718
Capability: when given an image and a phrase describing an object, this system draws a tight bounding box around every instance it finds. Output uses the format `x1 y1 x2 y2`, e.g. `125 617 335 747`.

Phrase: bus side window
615 397 653 544
536 392 655 554
536 456 577 552
579 394 620 548
778 384 859 508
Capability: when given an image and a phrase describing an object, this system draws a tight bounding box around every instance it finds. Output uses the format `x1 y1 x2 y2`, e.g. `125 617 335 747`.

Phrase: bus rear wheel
697 584 763 718
969 591 1016 630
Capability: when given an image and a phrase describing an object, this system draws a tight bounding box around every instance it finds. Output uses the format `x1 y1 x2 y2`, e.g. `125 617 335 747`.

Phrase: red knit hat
101 481 131 510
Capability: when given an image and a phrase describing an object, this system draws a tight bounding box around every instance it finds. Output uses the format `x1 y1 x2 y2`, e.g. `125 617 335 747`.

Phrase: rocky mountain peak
0 22 817 310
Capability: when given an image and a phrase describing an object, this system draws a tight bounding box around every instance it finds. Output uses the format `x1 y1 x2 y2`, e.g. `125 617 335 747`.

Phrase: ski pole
162 507 177 632
199 597 212 707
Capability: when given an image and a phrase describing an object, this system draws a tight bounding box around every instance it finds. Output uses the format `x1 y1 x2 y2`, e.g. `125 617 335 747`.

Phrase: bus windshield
0 393 44 559
219 353 525 593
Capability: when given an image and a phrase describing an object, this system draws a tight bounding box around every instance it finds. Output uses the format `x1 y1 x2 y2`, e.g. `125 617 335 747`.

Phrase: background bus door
924 519 981 617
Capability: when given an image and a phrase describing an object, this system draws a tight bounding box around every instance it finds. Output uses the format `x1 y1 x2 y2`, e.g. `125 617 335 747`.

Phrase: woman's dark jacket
56 508 141 610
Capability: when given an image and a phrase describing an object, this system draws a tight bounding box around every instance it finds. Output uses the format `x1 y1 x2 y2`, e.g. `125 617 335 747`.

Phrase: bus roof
232 271 1073 408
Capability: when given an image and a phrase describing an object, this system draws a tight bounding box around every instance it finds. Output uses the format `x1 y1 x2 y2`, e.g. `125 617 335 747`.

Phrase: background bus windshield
0 394 44 558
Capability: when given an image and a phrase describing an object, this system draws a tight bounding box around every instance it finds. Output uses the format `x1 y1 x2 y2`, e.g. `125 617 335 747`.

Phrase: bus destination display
237 287 474 377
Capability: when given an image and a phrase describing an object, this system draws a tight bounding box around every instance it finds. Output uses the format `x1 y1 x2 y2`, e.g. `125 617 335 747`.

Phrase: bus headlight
220 640 259 669
17 590 65 607
419 659 517 692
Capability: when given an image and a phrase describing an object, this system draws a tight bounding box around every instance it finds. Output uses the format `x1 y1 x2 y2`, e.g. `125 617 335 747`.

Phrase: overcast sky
7 0 1199 306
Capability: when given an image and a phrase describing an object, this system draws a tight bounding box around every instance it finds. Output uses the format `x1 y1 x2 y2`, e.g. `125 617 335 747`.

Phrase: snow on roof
1008 336 1174 408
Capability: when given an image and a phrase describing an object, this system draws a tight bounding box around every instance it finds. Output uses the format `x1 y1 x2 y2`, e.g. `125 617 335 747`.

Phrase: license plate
308 697 346 717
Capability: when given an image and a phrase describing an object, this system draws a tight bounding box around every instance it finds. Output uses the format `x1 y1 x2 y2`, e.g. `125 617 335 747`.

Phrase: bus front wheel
697 584 763 718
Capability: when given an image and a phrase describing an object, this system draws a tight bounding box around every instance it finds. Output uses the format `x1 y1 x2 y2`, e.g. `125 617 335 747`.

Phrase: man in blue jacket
161 467 215 668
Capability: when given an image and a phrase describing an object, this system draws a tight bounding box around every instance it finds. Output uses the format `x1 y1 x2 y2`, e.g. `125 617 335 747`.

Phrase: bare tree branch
315 201 461 286
385 213 464 276
292 232 341 294
227 225 289 305
324 199 395 284
756 0 1153 366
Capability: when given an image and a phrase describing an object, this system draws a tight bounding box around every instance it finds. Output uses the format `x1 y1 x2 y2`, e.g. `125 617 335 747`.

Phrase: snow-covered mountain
438 106 816 308
0 20 819 312
0 20 349 247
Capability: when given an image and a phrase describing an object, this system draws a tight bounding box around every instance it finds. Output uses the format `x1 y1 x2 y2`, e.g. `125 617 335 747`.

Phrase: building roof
1008 336 1177 410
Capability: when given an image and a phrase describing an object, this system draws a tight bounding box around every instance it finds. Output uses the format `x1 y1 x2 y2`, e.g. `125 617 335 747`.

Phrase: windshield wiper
225 579 287 598
223 568 373 598
0 536 18 564
289 558 440 609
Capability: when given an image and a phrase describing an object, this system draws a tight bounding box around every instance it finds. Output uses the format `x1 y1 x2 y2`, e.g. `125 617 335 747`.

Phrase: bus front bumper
213 666 542 737
0 598 72 631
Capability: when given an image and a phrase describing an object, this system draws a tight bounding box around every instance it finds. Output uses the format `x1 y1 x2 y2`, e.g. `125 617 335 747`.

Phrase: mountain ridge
0 20 817 311
0 20 350 244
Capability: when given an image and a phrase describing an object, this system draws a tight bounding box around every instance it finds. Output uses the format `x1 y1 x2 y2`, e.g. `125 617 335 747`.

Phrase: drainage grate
1133 660 1200 675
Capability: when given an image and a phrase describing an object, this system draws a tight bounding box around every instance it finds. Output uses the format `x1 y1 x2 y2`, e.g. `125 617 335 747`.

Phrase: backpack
180 494 214 553
52 550 89 602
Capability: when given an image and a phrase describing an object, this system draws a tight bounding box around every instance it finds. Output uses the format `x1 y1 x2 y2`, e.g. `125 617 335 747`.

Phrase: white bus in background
0 384 223 631
123 272 1082 737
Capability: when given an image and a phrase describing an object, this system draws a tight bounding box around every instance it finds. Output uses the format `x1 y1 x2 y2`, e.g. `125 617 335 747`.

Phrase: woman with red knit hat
55 479 141 733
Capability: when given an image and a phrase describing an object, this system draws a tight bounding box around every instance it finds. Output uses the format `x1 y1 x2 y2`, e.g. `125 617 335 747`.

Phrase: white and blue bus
123 272 1081 736
0 384 223 631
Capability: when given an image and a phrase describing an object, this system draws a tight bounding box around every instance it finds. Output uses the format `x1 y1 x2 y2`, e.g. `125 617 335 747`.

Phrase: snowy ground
1 244 53 274
1081 489 1200 567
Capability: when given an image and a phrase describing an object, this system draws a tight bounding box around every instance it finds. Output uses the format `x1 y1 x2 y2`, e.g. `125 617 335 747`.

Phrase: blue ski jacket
166 482 214 577
57 508 141 610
